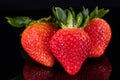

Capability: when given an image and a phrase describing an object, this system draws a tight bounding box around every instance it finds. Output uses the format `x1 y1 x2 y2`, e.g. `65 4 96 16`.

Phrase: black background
0 0 120 80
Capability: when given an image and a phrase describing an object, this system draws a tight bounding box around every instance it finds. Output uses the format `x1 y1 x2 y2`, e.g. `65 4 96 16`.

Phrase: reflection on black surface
11 55 112 80
23 60 55 80
54 55 112 80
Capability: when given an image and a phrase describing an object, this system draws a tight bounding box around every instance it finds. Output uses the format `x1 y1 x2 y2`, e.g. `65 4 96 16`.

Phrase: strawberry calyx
5 16 52 28
89 6 109 20
52 7 83 29
52 6 109 29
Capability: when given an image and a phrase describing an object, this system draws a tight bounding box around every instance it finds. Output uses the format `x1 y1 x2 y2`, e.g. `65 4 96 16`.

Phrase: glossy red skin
50 28 91 75
23 60 55 80
85 18 112 57
21 22 59 67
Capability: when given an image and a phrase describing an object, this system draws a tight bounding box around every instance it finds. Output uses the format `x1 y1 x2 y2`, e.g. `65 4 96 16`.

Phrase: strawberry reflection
54 55 112 80
80 55 112 80
23 55 112 80
23 59 55 80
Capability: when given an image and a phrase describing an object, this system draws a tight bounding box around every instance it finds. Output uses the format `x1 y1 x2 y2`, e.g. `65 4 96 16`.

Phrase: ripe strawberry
21 22 59 67
50 29 91 75
6 16 59 67
85 7 112 57
23 59 55 80
50 7 91 75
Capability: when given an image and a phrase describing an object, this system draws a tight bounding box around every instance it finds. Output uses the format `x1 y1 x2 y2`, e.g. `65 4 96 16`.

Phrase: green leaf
10 74 24 80
69 7 76 26
76 12 83 27
89 6 110 19
82 15 89 28
81 7 89 27
82 7 89 19
97 8 110 18
37 16 52 23
52 7 59 21
69 7 75 19
90 6 98 20
66 9 74 28
5 16 31 28
52 7 67 23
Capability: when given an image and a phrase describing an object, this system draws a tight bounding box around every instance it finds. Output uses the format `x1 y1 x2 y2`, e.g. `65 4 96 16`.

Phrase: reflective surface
23 56 112 80
10 55 112 80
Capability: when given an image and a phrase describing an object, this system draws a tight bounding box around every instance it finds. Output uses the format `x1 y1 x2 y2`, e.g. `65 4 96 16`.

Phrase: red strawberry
50 29 91 75
23 59 55 80
85 12 112 57
50 7 91 75
84 7 112 57
21 22 59 67
6 16 59 67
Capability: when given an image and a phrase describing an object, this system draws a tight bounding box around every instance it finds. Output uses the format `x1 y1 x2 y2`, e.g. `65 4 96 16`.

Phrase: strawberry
6 16 59 67
21 22 59 67
50 6 111 75
85 18 112 57
23 59 55 80
50 7 92 75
